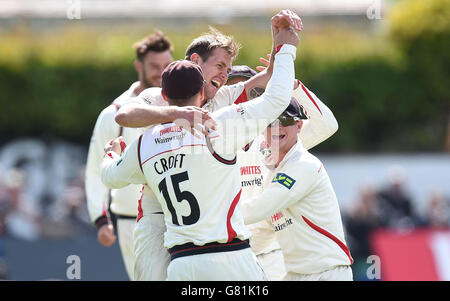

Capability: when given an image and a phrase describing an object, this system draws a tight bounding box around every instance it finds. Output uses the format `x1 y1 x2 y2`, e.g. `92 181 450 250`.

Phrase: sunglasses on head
268 115 300 128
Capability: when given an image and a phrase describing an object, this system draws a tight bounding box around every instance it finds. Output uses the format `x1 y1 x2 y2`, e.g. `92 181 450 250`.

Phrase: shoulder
286 149 323 176
96 103 120 125
138 87 164 106
112 84 138 106
211 82 246 106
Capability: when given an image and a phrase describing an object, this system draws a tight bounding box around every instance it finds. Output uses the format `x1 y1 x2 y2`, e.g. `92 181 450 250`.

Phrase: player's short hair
134 30 173 61
184 27 240 62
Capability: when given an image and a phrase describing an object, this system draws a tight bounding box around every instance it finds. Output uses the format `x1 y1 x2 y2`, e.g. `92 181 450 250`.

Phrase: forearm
244 52 300 101
85 113 116 222
244 69 272 100
101 153 133 189
241 45 296 122
212 44 296 153
85 169 109 223
295 82 338 150
101 139 147 189
243 188 297 225
115 104 178 128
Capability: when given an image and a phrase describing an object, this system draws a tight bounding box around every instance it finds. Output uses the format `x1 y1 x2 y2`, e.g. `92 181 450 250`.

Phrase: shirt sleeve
226 81 247 105
210 44 297 155
242 161 319 225
85 106 120 223
293 81 339 150
101 137 147 189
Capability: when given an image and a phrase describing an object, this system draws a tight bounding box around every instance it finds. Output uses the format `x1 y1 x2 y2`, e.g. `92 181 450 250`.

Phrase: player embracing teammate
97 9 352 281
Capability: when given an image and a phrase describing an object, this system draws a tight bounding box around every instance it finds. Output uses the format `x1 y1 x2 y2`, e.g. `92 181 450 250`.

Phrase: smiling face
194 47 232 101
265 119 303 165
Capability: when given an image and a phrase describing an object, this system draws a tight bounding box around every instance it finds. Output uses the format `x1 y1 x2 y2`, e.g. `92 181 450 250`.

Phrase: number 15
158 171 200 226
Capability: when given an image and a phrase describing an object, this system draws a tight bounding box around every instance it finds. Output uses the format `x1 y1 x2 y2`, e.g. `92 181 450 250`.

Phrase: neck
133 83 148 96
168 99 200 107
272 140 297 168
275 151 288 168
200 98 210 107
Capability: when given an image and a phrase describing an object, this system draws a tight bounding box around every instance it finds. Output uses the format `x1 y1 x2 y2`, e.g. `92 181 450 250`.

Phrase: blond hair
185 27 240 62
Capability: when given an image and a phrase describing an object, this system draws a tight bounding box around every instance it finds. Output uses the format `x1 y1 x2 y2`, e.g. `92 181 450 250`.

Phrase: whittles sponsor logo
240 165 261 175
160 126 182 136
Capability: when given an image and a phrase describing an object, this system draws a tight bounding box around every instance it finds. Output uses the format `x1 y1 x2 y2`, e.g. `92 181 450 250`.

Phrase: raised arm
243 10 303 100
211 26 299 154
294 81 339 150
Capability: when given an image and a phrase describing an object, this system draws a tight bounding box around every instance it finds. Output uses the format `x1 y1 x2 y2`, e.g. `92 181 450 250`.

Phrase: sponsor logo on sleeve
272 173 296 189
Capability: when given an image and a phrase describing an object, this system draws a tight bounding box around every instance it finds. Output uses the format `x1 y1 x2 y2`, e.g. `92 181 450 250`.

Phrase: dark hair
167 94 201 107
184 27 240 62
134 30 173 61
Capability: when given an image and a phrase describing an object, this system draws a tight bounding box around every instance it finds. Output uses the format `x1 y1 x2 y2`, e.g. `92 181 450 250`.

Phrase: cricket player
105 10 303 281
127 27 246 281
101 21 300 280
227 66 339 280
84 31 173 280
242 100 353 281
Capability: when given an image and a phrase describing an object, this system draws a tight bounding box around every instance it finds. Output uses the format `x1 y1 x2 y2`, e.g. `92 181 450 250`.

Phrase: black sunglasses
268 115 300 128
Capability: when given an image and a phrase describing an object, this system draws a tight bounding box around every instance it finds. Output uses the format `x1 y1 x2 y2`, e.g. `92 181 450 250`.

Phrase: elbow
114 111 128 127
329 116 339 135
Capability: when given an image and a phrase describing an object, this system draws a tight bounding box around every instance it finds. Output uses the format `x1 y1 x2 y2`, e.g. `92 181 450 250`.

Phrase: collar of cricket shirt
130 81 141 97
275 139 304 170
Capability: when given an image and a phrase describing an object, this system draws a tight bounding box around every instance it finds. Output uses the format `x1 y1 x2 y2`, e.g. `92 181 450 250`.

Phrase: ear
199 86 205 101
297 120 303 133
134 60 142 74
190 53 203 65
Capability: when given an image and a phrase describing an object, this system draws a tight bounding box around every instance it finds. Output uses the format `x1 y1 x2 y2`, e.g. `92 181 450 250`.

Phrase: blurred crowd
0 165 91 279
342 166 450 280
0 160 449 280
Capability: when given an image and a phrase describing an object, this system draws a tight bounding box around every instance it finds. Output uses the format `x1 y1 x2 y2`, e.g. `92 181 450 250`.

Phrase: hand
273 26 300 49
271 9 303 34
256 53 271 72
172 106 218 138
271 10 302 48
104 137 126 155
97 224 117 247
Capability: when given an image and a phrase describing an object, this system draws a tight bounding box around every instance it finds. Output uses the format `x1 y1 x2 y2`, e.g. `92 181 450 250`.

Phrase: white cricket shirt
242 141 353 275
101 44 297 248
85 82 143 222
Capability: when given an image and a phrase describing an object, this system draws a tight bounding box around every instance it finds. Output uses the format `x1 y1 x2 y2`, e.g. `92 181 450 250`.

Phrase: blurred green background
0 0 449 152
0 0 449 282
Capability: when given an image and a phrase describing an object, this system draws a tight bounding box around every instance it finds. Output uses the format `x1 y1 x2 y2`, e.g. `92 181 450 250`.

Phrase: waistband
168 238 250 261
116 214 137 220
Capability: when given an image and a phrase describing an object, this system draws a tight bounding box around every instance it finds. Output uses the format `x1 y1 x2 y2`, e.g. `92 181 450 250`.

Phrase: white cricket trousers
257 249 286 281
116 218 136 280
166 247 267 281
283 265 353 281
133 214 170 281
